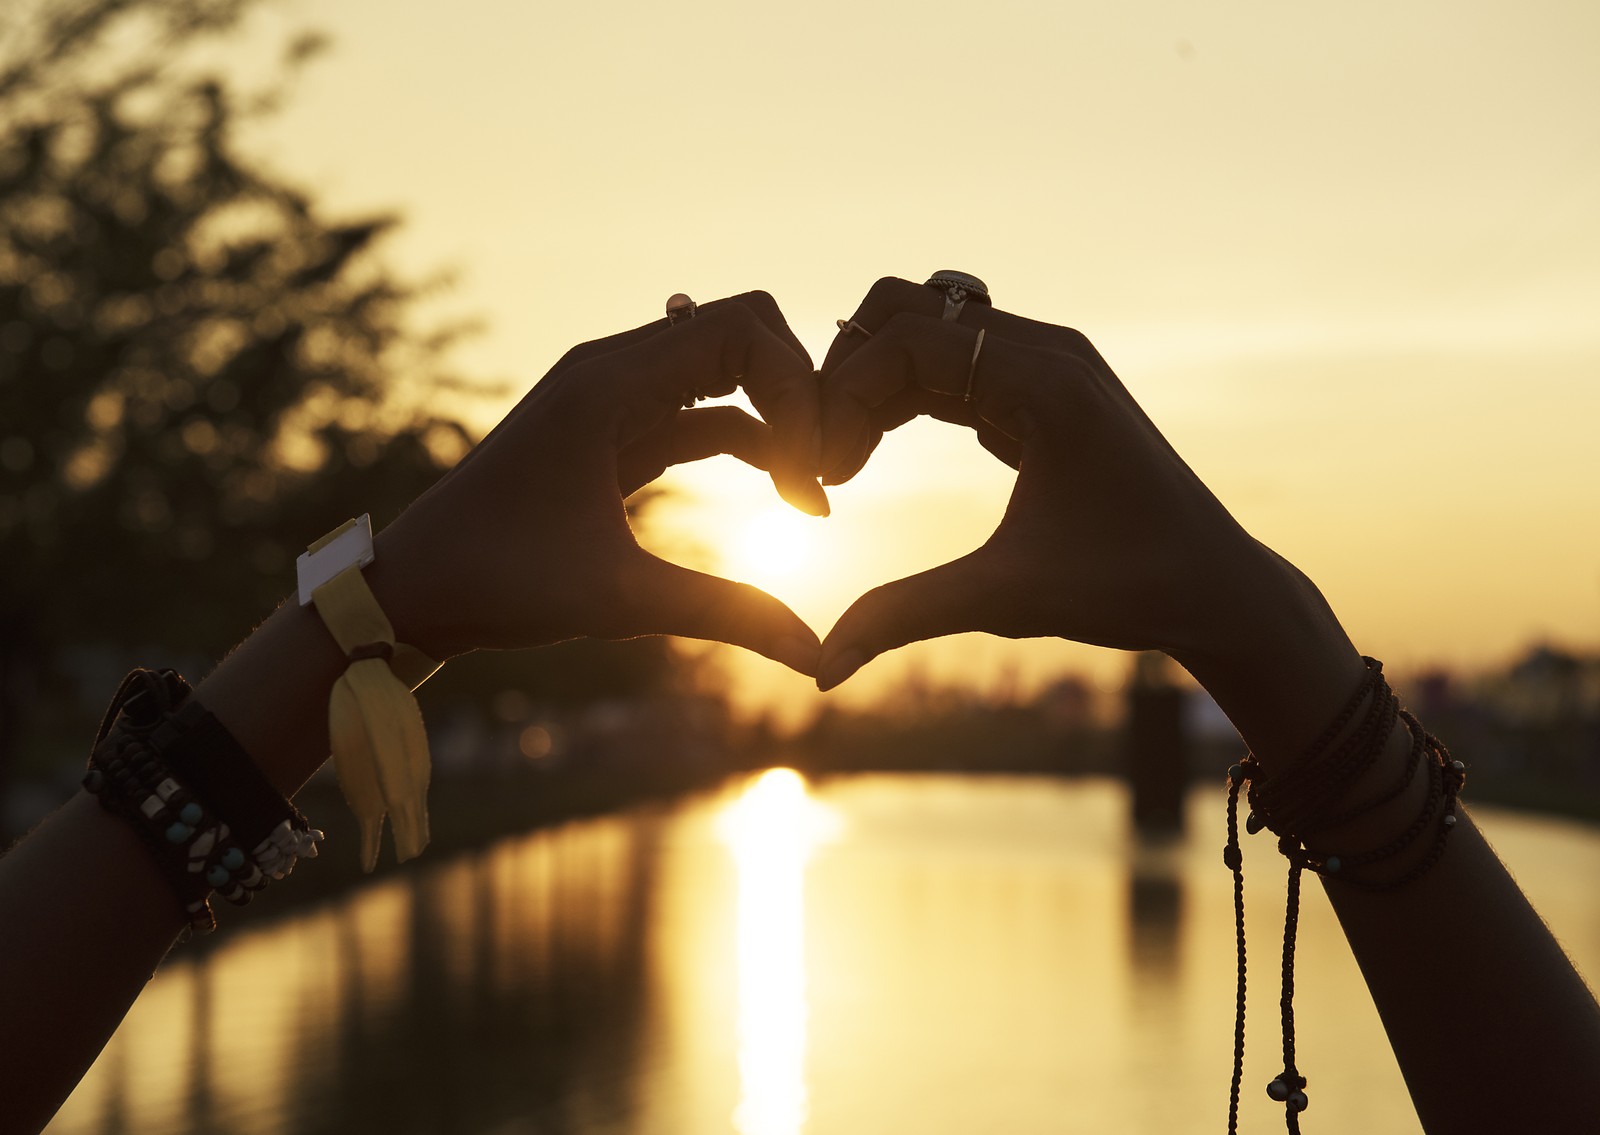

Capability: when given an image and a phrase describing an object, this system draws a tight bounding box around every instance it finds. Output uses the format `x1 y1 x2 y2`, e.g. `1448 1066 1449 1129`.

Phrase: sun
727 505 816 588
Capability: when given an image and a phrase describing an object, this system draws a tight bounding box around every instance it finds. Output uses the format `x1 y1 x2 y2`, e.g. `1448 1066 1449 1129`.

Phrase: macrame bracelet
83 668 322 936
297 515 440 871
1221 657 1466 1133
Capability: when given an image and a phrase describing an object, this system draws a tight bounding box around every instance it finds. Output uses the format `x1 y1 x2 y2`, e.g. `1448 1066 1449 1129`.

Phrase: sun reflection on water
716 768 841 1135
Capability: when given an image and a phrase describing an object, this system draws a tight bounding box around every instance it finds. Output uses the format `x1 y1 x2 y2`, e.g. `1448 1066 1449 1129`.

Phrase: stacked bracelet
1220 657 1466 1133
83 668 322 936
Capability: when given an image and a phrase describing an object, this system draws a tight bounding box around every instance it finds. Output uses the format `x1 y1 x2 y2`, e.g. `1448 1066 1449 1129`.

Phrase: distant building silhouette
1124 653 1189 835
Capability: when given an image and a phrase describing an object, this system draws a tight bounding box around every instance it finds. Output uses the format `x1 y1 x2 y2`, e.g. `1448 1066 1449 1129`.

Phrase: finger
554 290 812 379
819 369 999 485
658 405 775 470
975 423 1024 469
837 275 1093 356
616 406 775 496
815 278 949 483
818 386 917 486
817 318 927 482
820 276 1109 482
716 288 813 379
822 312 1074 478
460 291 811 475
815 549 1008 691
913 390 1023 469
817 385 1018 486
616 552 822 677
719 296 826 518
580 301 828 516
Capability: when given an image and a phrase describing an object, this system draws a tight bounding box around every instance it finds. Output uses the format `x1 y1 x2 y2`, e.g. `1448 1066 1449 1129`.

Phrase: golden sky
236 0 1600 714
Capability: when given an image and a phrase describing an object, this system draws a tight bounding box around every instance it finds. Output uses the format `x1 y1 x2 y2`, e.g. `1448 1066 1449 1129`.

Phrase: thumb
619 552 822 677
817 549 1002 691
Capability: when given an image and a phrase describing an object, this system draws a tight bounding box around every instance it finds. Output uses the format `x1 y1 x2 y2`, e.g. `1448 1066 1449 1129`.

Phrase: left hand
368 291 827 676
810 276 1315 691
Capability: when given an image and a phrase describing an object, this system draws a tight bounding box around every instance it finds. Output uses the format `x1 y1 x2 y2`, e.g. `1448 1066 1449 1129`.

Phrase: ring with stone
665 293 697 325
924 270 991 322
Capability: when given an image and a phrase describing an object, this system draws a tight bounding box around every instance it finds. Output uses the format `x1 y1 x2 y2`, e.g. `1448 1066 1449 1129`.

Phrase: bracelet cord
83 668 322 936
1222 657 1466 1133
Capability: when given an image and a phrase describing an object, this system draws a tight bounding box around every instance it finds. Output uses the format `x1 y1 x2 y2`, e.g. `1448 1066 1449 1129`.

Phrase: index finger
826 276 1096 362
570 300 828 516
465 291 814 470
560 289 813 378
819 276 1100 482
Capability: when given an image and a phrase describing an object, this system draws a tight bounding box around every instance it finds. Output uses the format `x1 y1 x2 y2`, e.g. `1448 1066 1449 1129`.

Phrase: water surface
45 773 1600 1135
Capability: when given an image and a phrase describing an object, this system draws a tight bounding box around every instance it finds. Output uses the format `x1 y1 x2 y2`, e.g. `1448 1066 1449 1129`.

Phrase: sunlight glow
726 507 816 591
716 769 841 1135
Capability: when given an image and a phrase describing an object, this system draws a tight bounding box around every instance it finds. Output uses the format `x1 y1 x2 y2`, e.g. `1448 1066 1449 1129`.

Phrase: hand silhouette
813 276 1301 691
370 291 826 675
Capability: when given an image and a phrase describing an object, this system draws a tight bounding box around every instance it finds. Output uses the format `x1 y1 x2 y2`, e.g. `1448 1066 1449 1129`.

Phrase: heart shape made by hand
653 273 1274 697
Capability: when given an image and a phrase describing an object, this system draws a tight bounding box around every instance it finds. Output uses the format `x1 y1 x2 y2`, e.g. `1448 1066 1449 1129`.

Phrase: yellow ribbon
306 525 440 871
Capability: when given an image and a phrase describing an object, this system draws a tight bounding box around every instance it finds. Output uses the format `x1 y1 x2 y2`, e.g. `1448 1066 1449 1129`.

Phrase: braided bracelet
83 668 322 936
1221 657 1466 1133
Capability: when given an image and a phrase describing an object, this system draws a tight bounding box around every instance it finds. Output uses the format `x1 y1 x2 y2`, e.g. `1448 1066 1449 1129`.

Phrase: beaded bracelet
1221 658 1466 1134
83 668 322 935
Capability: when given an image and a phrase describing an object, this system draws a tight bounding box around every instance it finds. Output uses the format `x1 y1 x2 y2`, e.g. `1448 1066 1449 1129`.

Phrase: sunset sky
231 0 1600 714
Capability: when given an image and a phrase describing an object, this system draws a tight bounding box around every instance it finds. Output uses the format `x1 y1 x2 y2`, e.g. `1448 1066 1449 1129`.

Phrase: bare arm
0 293 826 1135
1190 591 1600 1131
814 275 1600 1134
0 599 344 1135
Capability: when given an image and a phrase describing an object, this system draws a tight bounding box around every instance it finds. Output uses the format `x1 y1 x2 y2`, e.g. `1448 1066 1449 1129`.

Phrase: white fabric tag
296 514 375 607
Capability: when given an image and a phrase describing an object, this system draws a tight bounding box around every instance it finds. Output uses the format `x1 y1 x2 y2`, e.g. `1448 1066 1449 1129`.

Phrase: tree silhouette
0 0 487 801
0 2 691 822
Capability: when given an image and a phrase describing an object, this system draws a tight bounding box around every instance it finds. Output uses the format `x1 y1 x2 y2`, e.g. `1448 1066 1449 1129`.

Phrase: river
43 772 1600 1135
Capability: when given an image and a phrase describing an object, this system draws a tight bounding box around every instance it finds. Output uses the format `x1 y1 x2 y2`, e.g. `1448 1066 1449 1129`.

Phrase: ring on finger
924 269 991 322
964 328 986 402
665 292 697 325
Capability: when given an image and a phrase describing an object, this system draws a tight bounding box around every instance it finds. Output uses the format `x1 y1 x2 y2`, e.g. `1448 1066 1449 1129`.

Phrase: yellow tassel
311 562 436 870
342 657 430 861
329 676 387 872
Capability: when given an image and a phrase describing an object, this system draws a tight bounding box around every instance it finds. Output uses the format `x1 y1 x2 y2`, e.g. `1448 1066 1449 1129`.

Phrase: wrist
194 522 453 800
1173 551 1367 777
366 524 474 662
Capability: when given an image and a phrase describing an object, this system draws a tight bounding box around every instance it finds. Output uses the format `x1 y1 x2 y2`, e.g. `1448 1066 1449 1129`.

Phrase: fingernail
811 476 831 517
817 648 866 692
783 477 830 517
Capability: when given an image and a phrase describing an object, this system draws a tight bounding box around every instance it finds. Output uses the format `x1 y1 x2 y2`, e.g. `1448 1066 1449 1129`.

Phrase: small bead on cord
1223 658 1466 1133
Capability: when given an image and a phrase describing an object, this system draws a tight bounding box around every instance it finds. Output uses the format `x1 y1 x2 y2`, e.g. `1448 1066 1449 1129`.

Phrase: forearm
0 552 423 1133
0 298 820 1135
1330 807 1600 1130
191 544 438 795
0 793 186 1135
1181 567 1600 1133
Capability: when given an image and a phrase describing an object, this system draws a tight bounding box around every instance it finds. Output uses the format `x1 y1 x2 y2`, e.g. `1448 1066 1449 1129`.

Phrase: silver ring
665 293 697 325
964 328 985 402
836 318 873 338
925 270 991 322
